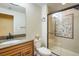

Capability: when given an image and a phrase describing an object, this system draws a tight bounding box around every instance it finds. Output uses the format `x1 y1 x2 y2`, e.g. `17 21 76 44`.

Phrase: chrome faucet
6 32 14 39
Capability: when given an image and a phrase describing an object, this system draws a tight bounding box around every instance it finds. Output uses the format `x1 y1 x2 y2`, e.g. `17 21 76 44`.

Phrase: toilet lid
37 47 52 55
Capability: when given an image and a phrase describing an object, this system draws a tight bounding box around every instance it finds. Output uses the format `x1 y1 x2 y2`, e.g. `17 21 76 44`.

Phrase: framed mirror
0 3 26 39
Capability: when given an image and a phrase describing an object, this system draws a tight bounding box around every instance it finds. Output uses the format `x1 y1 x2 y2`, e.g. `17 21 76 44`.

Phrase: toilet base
36 47 52 56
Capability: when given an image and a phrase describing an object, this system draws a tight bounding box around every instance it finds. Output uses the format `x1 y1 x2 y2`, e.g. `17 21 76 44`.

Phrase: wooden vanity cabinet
0 40 34 56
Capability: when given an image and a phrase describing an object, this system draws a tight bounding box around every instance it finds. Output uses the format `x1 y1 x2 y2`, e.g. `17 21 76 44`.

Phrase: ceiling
0 3 26 13
47 3 79 14
0 3 78 14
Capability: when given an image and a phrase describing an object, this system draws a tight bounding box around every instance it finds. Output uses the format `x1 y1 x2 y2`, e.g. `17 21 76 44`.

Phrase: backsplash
0 34 26 40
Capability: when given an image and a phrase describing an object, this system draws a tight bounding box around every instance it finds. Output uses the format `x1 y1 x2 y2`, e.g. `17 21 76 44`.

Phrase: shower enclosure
47 4 79 56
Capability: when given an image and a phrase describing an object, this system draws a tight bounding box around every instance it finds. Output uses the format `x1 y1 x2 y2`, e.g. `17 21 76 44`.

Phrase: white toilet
34 36 52 56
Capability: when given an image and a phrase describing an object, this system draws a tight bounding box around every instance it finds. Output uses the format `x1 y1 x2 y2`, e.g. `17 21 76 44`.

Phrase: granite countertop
0 37 33 49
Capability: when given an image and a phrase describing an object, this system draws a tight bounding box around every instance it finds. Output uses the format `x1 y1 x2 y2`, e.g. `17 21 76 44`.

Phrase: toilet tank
34 38 41 48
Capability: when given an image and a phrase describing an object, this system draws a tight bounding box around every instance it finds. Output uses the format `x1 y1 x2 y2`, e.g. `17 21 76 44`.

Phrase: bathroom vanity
0 39 34 56
0 3 34 56
0 3 35 56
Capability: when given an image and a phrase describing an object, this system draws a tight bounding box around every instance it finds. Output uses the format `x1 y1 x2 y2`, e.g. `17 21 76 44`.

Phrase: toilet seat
37 47 52 56
34 38 52 56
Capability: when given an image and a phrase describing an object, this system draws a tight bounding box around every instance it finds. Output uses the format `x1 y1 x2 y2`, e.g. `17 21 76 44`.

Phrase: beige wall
48 8 79 54
17 4 48 47
25 4 41 40
41 4 48 47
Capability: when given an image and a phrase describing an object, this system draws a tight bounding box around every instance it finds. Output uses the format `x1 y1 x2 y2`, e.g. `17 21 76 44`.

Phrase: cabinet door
10 52 21 56
22 49 32 56
21 44 33 56
0 47 21 56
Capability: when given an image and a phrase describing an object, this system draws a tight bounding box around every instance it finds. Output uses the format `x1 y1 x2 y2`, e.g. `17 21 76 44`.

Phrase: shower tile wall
48 8 79 55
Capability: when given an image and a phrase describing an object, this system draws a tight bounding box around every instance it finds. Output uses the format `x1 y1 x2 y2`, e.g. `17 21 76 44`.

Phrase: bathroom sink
0 40 8 43
0 40 21 45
